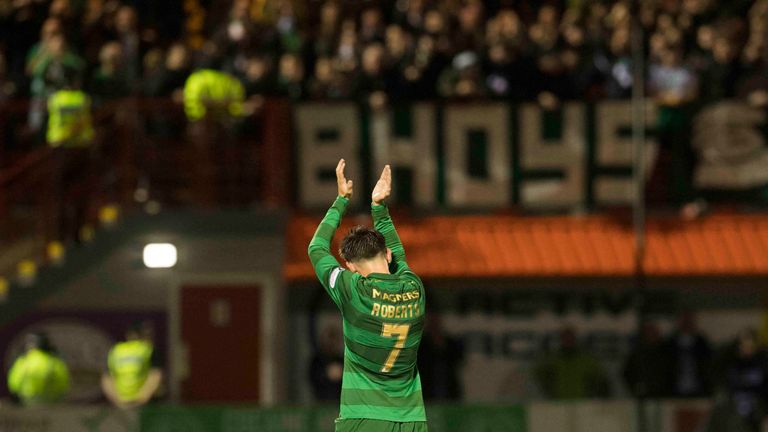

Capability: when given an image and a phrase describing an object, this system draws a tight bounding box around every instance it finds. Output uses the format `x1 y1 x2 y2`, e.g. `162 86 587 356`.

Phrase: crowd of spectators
529 316 716 402
0 0 767 110
537 316 768 432
305 307 768 431
1 0 767 219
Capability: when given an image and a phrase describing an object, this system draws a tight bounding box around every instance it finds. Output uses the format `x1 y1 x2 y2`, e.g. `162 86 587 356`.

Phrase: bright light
143 243 177 268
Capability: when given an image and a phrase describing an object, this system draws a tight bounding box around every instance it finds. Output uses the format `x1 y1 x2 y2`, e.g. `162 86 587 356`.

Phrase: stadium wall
0 400 712 432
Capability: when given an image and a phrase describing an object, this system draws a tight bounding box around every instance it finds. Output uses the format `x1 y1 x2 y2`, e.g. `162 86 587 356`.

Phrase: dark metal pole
631 1 648 431
632 0 646 282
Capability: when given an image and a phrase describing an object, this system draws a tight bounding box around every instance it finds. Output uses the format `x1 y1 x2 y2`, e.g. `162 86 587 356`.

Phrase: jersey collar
367 272 399 280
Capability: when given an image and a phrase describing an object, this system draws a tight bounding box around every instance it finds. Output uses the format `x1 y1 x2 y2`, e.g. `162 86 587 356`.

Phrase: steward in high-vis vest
46 88 95 147
7 333 70 405
101 322 163 408
183 69 244 121
182 68 246 205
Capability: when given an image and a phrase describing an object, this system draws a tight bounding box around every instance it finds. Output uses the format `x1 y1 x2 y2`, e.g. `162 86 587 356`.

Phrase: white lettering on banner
594 100 658 204
289 101 761 208
444 104 511 207
370 104 436 206
296 104 361 207
519 104 586 208
693 102 768 189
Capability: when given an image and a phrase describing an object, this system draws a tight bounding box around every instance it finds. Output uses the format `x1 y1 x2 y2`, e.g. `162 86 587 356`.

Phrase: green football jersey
308 196 427 423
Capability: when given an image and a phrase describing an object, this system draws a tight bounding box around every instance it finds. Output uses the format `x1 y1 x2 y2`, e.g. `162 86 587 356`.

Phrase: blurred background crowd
0 0 767 109
312 312 767 405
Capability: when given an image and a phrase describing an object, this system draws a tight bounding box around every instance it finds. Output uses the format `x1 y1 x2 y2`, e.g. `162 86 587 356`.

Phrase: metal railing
0 97 283 267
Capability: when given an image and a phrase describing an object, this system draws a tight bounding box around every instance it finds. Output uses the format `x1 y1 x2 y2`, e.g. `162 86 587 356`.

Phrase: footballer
308 159 428 432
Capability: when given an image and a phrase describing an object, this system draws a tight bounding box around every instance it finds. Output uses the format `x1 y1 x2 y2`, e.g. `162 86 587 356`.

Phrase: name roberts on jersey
371 302 422 319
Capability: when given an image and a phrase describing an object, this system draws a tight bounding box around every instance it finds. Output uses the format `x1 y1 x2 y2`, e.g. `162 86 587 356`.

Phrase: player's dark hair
340 226 386 262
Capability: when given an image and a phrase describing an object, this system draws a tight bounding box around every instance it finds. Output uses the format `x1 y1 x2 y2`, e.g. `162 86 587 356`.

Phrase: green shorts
335 418 428 432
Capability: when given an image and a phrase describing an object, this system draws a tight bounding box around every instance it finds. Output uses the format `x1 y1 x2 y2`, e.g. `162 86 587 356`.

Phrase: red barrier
0 97 292 260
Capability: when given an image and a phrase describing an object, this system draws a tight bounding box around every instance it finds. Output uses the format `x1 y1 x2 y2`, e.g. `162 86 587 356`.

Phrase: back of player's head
340 225 386 263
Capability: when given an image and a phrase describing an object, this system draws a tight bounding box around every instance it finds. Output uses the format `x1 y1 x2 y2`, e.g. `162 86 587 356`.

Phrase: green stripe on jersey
340 404 427 423
342 372 422 396
343 322 423 349
342 389 424 407
341 363 426 421
345 338 419 368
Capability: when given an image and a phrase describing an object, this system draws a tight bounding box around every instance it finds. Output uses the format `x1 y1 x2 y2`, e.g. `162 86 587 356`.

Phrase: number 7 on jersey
380 323 410 373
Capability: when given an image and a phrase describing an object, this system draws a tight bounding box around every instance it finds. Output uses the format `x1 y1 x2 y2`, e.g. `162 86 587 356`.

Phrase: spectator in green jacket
7 332 70 406
534 326 611 399
26 31 85 135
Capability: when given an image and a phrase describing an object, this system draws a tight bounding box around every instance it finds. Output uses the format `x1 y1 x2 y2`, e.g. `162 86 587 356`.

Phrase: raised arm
307 159 354 305
371 165 409 272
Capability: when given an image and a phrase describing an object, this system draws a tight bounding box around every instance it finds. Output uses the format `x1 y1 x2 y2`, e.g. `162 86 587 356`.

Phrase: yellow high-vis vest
108 340 153 401
183 69 245 121
7 349 70 405
46 89 95 147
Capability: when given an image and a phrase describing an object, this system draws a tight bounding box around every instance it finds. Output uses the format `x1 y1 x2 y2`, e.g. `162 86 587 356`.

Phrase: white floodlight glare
143 243 177 268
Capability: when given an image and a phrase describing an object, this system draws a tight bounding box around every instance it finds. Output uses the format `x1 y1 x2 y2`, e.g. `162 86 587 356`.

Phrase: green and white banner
294 101 768 209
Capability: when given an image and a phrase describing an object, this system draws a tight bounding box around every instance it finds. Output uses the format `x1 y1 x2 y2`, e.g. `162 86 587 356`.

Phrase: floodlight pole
631 2 647 295
631 1 648 431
